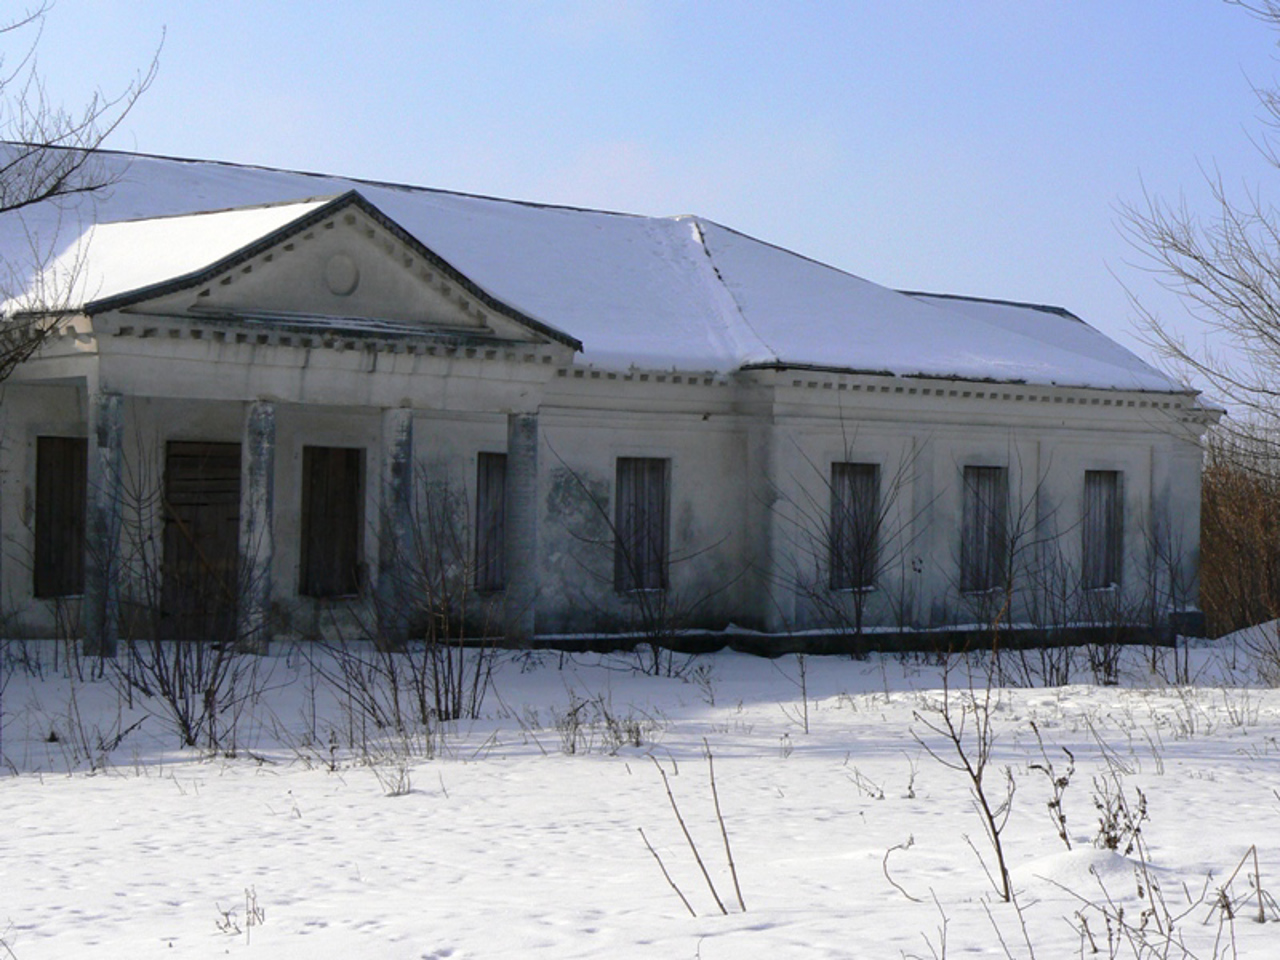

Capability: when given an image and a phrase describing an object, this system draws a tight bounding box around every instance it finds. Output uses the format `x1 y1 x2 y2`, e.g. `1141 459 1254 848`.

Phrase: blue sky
23 2 1280 375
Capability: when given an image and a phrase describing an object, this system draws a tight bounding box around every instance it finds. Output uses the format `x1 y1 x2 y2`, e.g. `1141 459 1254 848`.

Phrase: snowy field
2 637 1279 958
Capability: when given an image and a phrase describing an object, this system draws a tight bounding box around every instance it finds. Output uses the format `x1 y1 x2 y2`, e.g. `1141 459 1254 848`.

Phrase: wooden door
163 441 241 642
299 445 363 597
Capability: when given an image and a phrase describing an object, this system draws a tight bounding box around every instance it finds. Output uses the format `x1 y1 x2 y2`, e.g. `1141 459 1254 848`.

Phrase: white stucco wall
0 313 1214 646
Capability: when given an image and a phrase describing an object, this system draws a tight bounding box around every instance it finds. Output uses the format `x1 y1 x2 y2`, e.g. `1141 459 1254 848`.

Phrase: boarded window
830 462 880 590
615 457 669 591
475 452 507 591
163 441 242 642
300 446 363 598
34 436 87 598
961 465 1008 593
1082 470 1123 589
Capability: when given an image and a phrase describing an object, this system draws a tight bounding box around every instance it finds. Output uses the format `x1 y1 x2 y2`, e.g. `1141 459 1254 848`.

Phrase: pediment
88 192 579 349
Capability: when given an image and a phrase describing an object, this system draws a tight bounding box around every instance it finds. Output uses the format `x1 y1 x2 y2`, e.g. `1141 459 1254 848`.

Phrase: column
908 434 935 627
83 390 123 657
238 400 276 652
749 410 789 634
377 406 414 649
504 412 539 644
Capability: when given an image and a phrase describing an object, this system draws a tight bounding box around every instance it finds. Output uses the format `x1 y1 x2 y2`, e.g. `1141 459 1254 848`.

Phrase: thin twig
638 827 697 918
883 836 923 902
1255 844 1266 924
922 889 949 960
704 738 745 911
1215 844 1268 924
651 755 727 915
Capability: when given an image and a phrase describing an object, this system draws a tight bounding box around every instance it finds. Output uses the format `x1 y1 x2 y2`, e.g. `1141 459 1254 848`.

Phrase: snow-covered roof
0 147 1185 392
35 196 333 308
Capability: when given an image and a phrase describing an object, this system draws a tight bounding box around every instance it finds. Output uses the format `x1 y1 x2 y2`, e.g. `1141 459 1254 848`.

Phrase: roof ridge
673 214 878 286
6 141 660 222
680 216 778 363
900 290 1082 322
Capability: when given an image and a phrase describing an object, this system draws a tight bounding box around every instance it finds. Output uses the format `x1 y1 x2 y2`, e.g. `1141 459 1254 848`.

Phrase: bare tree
0 6 158 757
1121 2 1280 453
0 3 159 380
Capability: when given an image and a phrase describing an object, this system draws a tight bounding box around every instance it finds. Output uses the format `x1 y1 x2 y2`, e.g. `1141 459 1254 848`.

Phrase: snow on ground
2 640 1278 958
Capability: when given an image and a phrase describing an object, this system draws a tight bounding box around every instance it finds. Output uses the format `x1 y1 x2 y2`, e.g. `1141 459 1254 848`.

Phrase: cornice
549 362 1218 426
49 312 568 367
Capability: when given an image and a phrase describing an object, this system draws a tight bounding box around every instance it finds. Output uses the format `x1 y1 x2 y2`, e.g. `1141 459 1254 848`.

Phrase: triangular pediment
86 192 580 349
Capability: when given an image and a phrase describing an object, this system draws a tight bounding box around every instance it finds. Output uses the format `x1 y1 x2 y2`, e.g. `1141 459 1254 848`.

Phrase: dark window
615 457 668 591
830 462 880 590
475 452 507 591
34 436 87 598
300 446 363 597
961 465 1008 593
1082 470 1123 589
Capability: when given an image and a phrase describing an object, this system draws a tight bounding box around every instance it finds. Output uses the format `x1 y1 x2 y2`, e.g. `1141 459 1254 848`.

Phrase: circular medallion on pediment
324 253 360 296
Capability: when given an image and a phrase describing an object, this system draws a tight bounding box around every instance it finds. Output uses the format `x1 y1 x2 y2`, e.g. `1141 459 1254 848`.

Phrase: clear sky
20 2 1280 380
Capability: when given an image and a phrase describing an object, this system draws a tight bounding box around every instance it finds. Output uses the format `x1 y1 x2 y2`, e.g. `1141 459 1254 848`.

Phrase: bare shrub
385 466 498 721
640 744 745 917
370 758 413 797
112 641 270 751
92 437 276 750
912 660 1017 902
1213 845 1280 927
776 654 811 733
1092 773 1148 857
1059 839 1224 959
311 463 498 742
215 886 265 945
43 676 143 772
1029 720 1075 851
553 692 591 755
1239 622 1280 686
304 636 423 738
552 690 661 755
